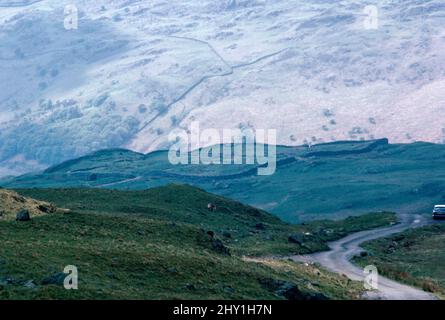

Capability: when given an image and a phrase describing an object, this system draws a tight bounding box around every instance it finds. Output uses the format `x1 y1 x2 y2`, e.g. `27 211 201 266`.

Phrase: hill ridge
3 139 445 222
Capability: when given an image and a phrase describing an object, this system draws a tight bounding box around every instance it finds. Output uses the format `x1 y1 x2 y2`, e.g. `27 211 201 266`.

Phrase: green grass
0 212 365 300
353 223 445 299
14 185 397 257
0 185 396 300
5 139 445 223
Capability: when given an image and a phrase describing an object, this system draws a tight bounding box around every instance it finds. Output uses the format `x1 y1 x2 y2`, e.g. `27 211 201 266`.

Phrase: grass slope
0 185 396 300
15 185 397 256
4 139 445 222
353 223 445 299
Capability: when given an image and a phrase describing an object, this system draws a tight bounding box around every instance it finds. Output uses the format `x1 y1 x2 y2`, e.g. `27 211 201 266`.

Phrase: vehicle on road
433 205 445 219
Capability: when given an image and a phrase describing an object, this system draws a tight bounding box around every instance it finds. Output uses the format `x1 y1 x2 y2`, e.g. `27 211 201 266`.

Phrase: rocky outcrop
0 189 58 221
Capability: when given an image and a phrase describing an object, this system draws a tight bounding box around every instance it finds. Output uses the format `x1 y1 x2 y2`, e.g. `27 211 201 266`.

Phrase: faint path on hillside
95 176 142 188
289 213 440 300
134 34 288 136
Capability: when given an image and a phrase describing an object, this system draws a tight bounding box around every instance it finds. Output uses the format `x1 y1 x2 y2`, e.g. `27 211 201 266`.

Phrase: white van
433 205 445 219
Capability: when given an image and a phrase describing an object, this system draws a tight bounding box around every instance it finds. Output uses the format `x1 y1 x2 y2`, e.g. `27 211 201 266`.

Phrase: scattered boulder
277 282 307 300
37 204 56 213
259 278 329 301
42 272 66 286
306 292 329 300
222 231 232 238
185 283 196 290
12 195 25 203
288 233 305 245
211 239 231 256
255 223 266 230
167 267 178 274
360 251 368 257
0 277 17 286
16 209 31 222
206 231 215 238
105 272 118 279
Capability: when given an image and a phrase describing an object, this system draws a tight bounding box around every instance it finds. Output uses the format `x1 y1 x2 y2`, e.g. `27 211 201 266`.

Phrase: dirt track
290 214 440 300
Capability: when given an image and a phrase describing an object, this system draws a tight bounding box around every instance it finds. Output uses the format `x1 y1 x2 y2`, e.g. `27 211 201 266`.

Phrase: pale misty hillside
1 0 445 175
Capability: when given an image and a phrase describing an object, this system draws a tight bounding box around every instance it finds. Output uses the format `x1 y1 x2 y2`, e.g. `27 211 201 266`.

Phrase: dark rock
288 233 305 245
16 209 31 222
258 278 329 301
42 272 65 286
167 267 178 274
207 203 217 212
308 292 329 300
360 251 368 257
277 282 306 300
185 283 196 290
37 204 56 213
280 284 328 300
258 278 285 291
222 231 232 238
105 272 117 279
255 223 266 230
211 239 230 256
5 277 15 285
402 240 415 248
0 277 16 286
206 231 215 238
12 195 25 203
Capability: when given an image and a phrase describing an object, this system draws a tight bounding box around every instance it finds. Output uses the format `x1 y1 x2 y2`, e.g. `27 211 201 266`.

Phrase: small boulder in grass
222 231 232 238
255 223 266 230
288 233 305 245
42 272 66 286
23 280 37 289
211 239 231 256
16 209 31 222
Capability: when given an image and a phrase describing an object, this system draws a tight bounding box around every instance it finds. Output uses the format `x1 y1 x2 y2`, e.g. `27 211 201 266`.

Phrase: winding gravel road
290 214 440 300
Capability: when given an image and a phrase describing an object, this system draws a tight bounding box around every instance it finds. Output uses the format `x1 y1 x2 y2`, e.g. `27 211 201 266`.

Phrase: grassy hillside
353 223 445 299
0 185 396 300
4 139 445 222
15 185 397 256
